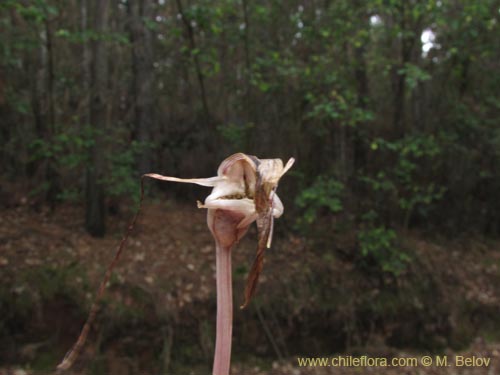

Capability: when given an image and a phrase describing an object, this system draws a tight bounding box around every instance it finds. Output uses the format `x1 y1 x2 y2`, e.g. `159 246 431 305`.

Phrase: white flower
144 152 295 307
145 152 294 244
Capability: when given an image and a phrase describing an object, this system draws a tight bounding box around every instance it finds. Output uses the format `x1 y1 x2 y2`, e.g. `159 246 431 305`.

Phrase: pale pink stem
213 241 233 375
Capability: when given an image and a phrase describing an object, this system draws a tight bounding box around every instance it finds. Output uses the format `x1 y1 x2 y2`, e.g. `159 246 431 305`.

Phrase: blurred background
0 0 499 374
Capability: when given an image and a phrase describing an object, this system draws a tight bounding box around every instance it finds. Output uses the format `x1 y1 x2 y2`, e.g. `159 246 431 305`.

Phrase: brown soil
0 201 499 374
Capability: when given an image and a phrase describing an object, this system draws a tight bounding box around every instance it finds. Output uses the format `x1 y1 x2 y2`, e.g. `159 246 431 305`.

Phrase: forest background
0 0 499 374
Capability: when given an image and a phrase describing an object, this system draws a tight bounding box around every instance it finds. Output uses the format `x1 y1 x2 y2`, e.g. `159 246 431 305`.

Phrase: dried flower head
145 153 295 306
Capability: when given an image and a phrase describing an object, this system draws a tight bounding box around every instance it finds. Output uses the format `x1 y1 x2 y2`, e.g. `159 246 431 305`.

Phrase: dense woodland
1 0 499 238
1 0 500 373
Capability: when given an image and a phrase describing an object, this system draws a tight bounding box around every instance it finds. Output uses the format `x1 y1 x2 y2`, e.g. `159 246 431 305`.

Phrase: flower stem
213 241 233 375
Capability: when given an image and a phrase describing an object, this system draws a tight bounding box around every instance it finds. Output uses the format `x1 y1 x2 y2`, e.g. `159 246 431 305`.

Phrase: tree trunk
80 0 90 127
85 0 110 237
354 43 368 170
29 13 58 207
129 0 154 174
43 7 59 207
392 2 418 137
175 0 212 129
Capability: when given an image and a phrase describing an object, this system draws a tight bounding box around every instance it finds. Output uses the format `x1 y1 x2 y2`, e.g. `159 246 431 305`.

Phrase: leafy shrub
29 129 93 169
295 175 344 226
362 134 445 228
28 127 94 201
358 227 409 276
28 129 152 204
104 140 153 203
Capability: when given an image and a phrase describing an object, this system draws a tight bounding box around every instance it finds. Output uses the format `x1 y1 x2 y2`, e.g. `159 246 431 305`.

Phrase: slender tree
129 0 154 174
85 0 110 237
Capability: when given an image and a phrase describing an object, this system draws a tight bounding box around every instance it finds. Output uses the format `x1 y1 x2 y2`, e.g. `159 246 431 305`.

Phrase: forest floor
1 199 500 374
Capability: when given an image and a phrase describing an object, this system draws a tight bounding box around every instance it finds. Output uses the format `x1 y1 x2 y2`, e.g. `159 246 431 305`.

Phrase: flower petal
271 193 284 218
142 173 222 187
198 197 255 217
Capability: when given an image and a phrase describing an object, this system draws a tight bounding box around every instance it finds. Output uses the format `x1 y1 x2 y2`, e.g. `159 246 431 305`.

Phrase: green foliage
12 1 58 24
55 29 130 45
295 176 344 226
216 122 254 150
398 63 431 91
362 134 445 228
27 129 151 204
28 127 94 201
305 93 343 122
104 140 153 202
358 226 410 276
29 130 93 169
305 90 373 127
1 0 499 238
